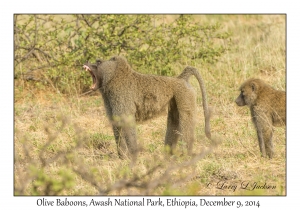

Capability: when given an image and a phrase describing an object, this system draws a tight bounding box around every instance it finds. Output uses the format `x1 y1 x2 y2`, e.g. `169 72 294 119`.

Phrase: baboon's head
83 56 130 90
235 78 262 107
83 59 103 90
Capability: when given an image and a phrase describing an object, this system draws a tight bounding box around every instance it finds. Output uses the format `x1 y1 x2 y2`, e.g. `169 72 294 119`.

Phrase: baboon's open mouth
83 64 97 90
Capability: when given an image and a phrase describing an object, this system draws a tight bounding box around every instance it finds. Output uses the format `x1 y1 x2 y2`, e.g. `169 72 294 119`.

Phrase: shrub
14 14 231 94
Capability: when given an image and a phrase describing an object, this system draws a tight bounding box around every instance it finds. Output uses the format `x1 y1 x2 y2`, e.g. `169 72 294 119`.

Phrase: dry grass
14 15 286 195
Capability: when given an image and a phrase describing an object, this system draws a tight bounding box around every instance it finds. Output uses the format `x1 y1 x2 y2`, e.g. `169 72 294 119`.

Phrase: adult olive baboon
235 78 286 158
83 56 211 159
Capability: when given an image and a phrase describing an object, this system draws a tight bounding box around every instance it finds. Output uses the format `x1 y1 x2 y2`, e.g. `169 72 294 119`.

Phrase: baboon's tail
178 66 212 140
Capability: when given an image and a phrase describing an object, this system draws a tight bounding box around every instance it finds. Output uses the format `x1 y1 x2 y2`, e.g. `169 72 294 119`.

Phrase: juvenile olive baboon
235 78 286 158
83 56 211 159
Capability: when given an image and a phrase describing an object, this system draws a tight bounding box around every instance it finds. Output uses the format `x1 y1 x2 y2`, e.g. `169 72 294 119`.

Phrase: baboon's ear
96 59 102 66
110 56 117 61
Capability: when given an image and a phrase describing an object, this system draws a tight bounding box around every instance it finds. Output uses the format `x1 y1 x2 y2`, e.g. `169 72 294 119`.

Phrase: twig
237 138 257 158
79 88 100 97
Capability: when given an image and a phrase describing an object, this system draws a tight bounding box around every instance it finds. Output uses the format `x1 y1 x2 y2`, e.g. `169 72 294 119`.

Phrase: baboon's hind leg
177 91 196 155
165 98 180 154
178 111 196 155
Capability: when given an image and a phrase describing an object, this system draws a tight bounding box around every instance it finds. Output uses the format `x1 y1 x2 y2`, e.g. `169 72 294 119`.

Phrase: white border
3 1 299 209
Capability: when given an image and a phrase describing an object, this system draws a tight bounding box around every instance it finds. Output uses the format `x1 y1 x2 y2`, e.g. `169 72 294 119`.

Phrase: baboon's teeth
83 65 90 71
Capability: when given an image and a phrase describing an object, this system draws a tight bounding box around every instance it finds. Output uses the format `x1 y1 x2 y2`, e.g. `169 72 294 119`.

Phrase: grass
14 15 286 195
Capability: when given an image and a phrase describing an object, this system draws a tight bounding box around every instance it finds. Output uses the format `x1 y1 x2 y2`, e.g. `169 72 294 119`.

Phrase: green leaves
29 165 75 195
14 15 231 94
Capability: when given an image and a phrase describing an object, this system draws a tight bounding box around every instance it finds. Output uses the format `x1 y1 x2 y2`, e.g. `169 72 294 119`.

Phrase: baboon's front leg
254 114 274 158
112 125 128 159
124 126 138 158
256 128 267 158
112 125 137 159
262 127 274 159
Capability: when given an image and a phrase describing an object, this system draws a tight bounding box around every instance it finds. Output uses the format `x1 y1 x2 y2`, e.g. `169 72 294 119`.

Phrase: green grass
14 15 286 195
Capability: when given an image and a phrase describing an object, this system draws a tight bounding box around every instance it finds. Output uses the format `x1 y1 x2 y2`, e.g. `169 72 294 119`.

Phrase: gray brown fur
83 56 211 159
235 78 286 158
